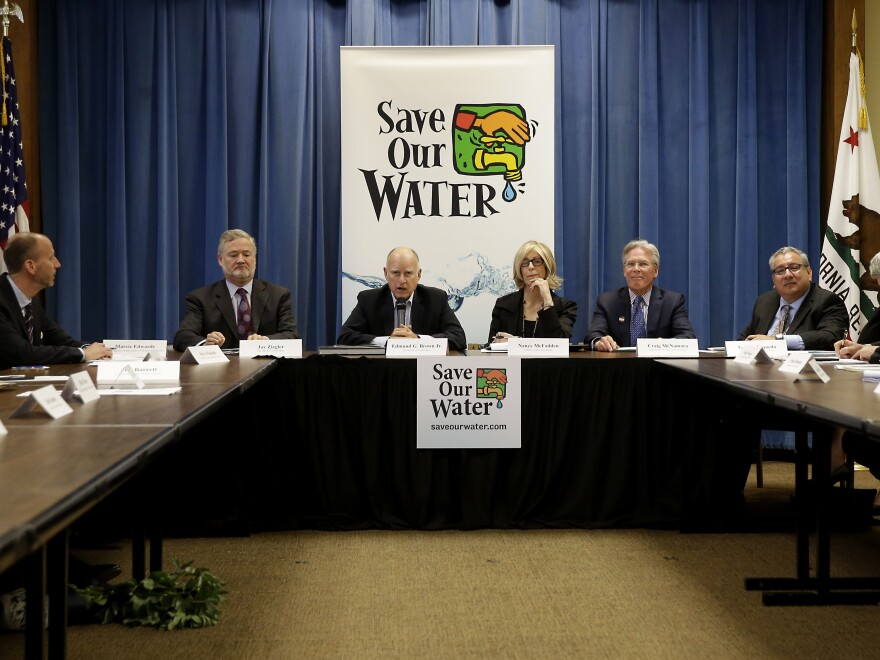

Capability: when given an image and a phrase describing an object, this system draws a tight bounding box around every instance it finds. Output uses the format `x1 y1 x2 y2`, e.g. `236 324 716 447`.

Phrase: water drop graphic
502 181 517 202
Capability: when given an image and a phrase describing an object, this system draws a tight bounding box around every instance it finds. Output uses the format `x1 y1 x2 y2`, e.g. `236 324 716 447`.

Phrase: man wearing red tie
173 229 299 351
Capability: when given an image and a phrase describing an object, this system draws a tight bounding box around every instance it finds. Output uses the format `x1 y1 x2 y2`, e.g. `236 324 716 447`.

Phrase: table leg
46 531 68 659
745 423 880 605
23 548 45 660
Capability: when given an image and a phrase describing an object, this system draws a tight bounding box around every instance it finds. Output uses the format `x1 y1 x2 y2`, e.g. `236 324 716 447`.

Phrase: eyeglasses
624 261 653 270
521 257 545 268
772 263 804 276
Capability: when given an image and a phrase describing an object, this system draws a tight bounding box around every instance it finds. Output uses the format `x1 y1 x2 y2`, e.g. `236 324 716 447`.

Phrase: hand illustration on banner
453 104 536 202
477 367 507 408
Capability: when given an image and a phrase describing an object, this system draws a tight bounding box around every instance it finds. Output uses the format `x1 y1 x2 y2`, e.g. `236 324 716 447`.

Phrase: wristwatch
541 301 554 311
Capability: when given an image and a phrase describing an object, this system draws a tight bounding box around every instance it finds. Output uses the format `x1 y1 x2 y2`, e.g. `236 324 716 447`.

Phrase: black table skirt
251 355 683 531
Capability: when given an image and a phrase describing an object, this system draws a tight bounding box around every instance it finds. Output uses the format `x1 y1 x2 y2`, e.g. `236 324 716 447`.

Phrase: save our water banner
416 356 522 449
339 46 555 345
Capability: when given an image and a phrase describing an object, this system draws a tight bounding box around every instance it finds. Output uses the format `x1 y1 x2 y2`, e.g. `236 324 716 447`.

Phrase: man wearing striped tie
740 246 847 350
713 247 850 523
0 232 113 369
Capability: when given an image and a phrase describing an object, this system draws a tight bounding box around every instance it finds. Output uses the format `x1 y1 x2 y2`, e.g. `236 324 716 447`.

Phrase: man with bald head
0 232 112 369
337 246 466 350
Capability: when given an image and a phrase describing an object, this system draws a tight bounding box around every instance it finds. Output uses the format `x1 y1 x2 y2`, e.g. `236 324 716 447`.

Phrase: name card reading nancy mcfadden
416 356 522 448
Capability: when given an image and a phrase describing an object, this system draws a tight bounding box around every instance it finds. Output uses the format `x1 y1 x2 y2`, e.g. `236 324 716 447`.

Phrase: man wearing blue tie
716 247 848 521
585 239 696 351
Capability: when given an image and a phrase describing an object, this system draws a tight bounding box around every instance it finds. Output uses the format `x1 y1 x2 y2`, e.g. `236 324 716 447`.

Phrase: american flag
0 34 29 252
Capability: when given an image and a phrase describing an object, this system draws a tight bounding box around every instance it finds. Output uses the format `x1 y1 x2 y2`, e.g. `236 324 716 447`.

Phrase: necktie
23 303 33 344
630 296 646 345
236 288 253 339
776 304 791 335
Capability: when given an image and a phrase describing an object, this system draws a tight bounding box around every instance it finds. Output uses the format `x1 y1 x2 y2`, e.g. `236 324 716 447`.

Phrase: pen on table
12 365 49 370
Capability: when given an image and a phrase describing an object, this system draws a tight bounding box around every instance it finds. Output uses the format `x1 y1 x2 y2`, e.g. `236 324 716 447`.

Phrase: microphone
395 300 407 328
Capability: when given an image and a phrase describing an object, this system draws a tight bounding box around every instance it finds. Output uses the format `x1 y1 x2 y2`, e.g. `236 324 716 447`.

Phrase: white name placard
416 356 521 448
386 338 448 358
62 371 100 403
733 344 776 365
10 384 75 419
239 339 303 358
103 339 168 360
635 338 699 358
725 339 788 359
779 352 831 383
180 345 229 364
96 361 181 387
507 338 568 357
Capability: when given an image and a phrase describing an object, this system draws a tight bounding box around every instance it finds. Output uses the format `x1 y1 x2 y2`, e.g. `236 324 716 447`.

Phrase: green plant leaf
69 557 226 629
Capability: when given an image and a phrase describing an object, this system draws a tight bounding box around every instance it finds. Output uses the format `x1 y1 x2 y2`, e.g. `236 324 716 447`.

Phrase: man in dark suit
0 233 118 607
585 239 695 350
835 249 880 361
337 246 466 351
833 251 880 500
713 246 848 522
173 229 299 351
0 232 113 369
739 246 847 350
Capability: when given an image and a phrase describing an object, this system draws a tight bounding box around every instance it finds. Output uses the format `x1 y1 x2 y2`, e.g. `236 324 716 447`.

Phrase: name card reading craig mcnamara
416 356 521 448
635 338 699 358
386 337 448 357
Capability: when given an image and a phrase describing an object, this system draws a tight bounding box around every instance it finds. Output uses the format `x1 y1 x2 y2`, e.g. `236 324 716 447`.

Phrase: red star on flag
844 126 859 152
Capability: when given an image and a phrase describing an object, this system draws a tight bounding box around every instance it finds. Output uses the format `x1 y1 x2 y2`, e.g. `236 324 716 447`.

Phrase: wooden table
0 354 278 659
656 358 880 605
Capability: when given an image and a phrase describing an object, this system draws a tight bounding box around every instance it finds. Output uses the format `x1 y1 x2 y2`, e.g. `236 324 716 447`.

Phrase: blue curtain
37 0 822 350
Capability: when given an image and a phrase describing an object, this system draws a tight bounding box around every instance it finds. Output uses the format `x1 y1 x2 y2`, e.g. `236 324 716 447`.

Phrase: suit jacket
0 273 84 369
173 278 299 352
584 286 696 347
739 283 847 350
337 284 466 351
487 290 577 343
859 309 880 345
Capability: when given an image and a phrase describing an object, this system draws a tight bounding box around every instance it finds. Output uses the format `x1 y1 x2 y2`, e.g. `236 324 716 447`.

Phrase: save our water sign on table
416 356 521 448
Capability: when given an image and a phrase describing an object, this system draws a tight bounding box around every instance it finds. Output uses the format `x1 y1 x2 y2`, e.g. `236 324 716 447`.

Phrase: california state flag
819 45 880 341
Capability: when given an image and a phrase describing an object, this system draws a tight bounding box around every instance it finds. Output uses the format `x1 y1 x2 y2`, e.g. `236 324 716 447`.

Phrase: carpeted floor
3 462 880 659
